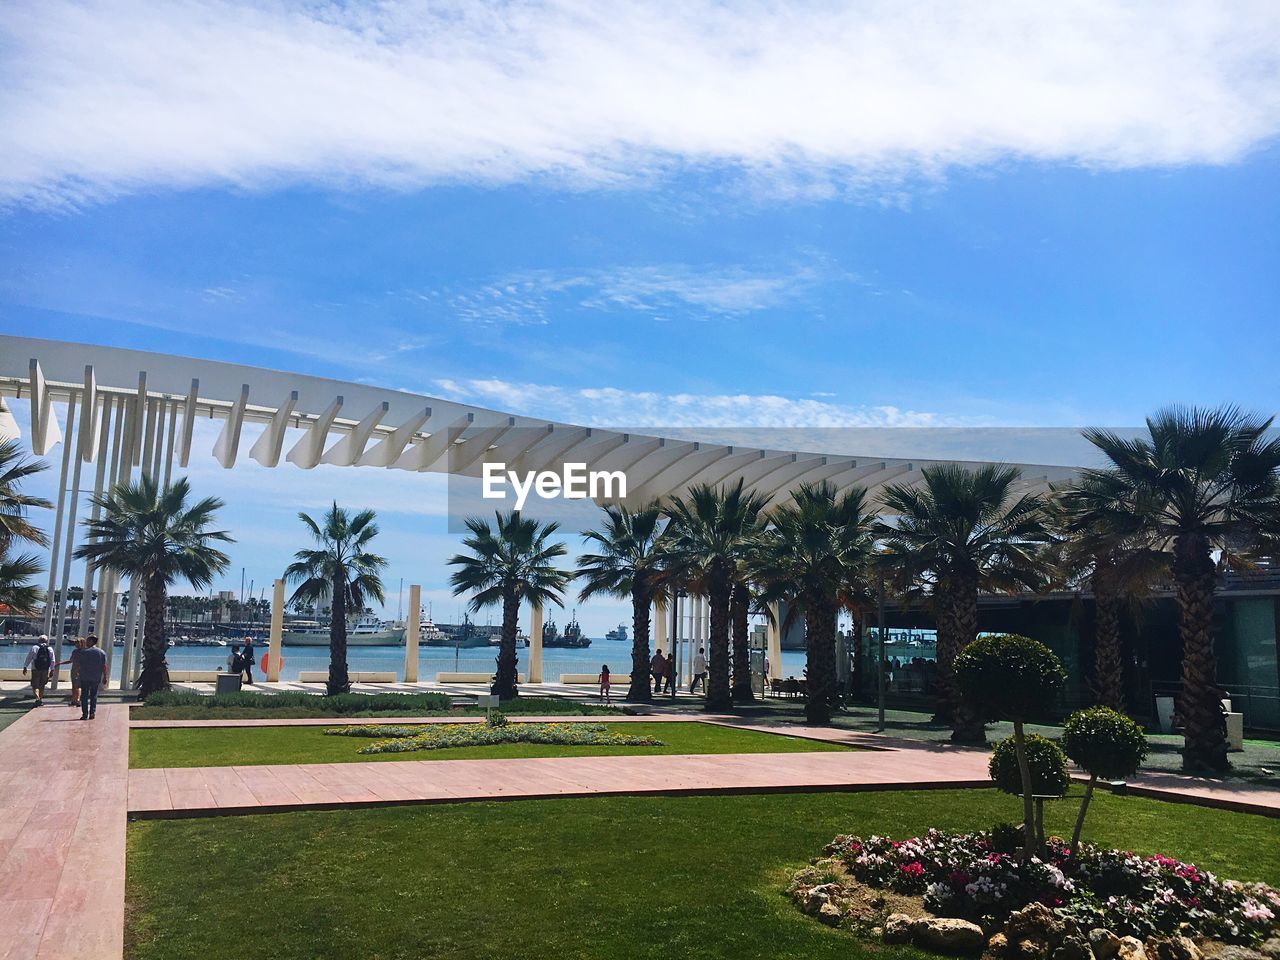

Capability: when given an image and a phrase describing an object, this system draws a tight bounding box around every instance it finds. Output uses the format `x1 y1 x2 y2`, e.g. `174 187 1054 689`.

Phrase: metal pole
163 400 178 487
42 394 77 638
99 396 127 672
126 399 162 687
877 566 887 732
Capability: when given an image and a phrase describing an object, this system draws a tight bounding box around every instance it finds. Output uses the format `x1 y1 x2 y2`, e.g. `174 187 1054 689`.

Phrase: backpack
34 643 52 671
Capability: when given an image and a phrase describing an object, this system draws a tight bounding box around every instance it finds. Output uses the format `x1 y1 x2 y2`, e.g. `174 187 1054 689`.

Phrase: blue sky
2 1 1279 632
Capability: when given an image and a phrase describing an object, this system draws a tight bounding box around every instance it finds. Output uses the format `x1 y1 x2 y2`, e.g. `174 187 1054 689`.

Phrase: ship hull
282 629 406 647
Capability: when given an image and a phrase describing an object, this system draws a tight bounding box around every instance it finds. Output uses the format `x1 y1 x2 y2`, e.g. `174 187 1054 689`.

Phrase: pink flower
900 862 925 878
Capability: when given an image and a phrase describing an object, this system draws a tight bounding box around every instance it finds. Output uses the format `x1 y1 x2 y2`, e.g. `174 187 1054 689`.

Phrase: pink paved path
127 745 994 817
0 703 127 960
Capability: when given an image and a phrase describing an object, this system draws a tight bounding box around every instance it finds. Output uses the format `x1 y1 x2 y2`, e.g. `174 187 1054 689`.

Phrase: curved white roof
0 334 1080 506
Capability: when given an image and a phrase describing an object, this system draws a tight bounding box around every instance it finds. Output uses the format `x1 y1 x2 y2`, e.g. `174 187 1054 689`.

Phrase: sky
2 1 1279 633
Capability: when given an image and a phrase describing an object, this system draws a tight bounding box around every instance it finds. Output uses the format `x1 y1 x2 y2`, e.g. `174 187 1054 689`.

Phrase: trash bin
216 672 243 695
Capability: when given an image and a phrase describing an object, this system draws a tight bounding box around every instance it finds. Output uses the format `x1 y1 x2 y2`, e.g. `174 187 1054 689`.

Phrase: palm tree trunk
805 592 836 724
626 582 653 703
730 581 753 703
705 568 733 711
1012 719 1036 859
493 588 520 699
137 574 171 696
932 578 960 724
327 572 350 695
1092 567 1125 711
1174 534 1228 773
948 573 986 744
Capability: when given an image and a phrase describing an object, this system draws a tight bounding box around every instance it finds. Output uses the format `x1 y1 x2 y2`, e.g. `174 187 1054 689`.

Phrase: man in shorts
22 635 55 706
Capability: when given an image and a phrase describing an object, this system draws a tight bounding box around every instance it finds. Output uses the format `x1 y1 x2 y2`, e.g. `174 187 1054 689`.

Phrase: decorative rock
989 934 1009 954
1116 936 1148 960
884 914 914 945
803 882 841 915
911 917 987 954
817 902 843 926
1147 937 1202 960
1053 935 1093 960
1208 948 1267 960
1008 903 1066 947
1090 930 1121 960
1259 939 1280 960
1015 938 1051 960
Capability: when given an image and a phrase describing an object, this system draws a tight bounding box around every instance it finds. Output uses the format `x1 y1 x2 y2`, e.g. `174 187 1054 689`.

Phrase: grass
128 720 852 767
132 690 623 721
126 788 1280 960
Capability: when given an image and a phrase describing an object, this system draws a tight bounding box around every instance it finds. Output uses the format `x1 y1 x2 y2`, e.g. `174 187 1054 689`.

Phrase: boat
424 613 494 648
542 613 590 648
282 613 406 647
605 623 628 642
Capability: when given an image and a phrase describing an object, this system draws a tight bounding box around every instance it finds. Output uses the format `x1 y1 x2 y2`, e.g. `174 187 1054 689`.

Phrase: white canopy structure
0 334 1082 688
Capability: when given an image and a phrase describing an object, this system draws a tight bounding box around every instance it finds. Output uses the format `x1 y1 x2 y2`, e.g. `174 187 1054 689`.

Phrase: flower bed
324 717 664 754
788 829 1279 958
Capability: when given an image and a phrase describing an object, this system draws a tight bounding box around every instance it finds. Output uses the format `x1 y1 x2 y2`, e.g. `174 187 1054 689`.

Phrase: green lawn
131 691 623 721
129 721 852 768
126 789 1280 960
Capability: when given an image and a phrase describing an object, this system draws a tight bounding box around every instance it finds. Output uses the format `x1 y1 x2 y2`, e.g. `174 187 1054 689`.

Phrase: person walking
74 635 108 720
598 664 612 703
650 650 665 694
22 635 55 706
663 651 676 697
689 646 708 694
58 638 85 708
240 636 256 684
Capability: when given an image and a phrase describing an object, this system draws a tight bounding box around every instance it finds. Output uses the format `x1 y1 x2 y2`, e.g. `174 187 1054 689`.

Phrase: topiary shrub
955 634 1067 722
956 634 1067 858
1062 706 1148 853
989 733 1069 797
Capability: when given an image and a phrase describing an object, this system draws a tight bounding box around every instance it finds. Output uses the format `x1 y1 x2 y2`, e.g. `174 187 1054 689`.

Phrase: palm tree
754 482 877 724
576 502 668 703
1054 472 1167 711
284 503 388 696
75 476 232 695
0 439 52 551
0 552 44 616
448 511 571 699
878 464 1054 743
729 577 753 703
664 480 768 712
1083 407 1280 773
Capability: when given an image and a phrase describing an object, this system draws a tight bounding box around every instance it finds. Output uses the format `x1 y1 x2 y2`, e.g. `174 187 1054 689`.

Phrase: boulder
1015 939 1051 960
1090 930 1121 960
1008 903 1066 947
911 917 987 954
884 914 914 945
803 883 841 915
1259 939 1280 960
1207 948 1267 960
817 902 843 926
988 934 1009 954
1116 937 1148 960
1053 935 1094 960
1147 938 1202 960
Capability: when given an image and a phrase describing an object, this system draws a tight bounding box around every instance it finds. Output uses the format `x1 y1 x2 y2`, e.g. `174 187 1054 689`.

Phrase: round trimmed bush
989 733 1069 797
955 633 1066 720
1061 706 1148 780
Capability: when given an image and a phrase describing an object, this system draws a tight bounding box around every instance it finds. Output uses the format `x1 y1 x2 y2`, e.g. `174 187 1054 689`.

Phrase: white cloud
3 1 1279 206
434 377 947 428
405 262 824 324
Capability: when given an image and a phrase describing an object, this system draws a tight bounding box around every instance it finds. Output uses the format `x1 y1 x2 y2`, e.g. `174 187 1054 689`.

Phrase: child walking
598 664 612 703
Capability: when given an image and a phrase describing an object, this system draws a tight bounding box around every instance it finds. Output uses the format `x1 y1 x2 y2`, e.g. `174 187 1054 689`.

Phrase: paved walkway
127 746 994 818
0 703 127 960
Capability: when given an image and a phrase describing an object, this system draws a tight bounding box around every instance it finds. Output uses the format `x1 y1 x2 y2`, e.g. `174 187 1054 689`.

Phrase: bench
0 667 71 682
435 672 526 684
168 670 223 682
296 670 399 683
559 673 632 685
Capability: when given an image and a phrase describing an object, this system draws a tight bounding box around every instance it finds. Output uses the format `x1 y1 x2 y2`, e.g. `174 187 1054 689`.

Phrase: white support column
767 602 782 680
286 395 342 469
404 584 421 683
654 599 668 654
528 603 543 683
213 383 249 468
78 394 113 638
28 359 63 454
178 378 198 468
42 394 76 638
97 398 126 668
163 400 178 487
322 401 388 466
249 391 299 468
51 390 91 682
267 578 285 682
